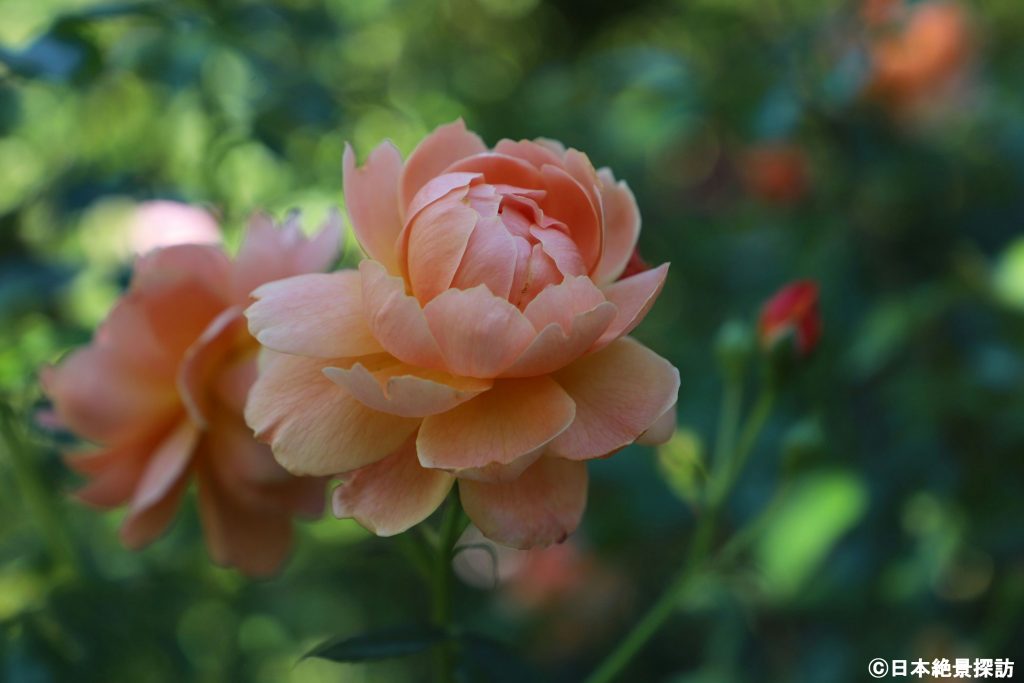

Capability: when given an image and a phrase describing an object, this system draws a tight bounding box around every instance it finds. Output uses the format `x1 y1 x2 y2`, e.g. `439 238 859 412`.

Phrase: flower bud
758 280 821 358
714 319 754 377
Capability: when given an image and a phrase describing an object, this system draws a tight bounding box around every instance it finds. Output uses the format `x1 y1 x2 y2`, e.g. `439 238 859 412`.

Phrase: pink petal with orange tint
130 420 199 513
359 260 447 370
333 435 454 536
232 210 343 302
399 119 487 212
344 141 405 273
595 263 669 349
459 456 588 549
550 338 679 460
530 225 587 278
405 199 478 304
417 377 575 476
592 169 641 284
637 402 677 446
323 356 492 418
245 351 420 476
493 139 564 169
42 345 178 444
451 216 517 299
538 165 601 273
196 459 295 577
405 172 482 222
178 306 248 428
422 285 537 378
132 243 232 303
247 271 383 359
446 153 545 190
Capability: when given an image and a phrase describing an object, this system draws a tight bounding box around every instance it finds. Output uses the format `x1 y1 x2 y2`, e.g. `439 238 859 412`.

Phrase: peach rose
868 1 972 112
245 120 680 548
42 206 340 575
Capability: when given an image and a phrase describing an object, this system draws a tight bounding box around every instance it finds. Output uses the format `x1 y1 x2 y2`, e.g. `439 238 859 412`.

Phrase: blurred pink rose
245 120 679 548
42 208 340 576
130 201 222 254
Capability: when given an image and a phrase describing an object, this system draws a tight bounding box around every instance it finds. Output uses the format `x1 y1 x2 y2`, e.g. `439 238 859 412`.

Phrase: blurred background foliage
1 0 1023 681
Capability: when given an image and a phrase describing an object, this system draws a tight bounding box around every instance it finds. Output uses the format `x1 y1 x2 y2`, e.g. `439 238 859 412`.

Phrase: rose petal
333 434 454 536
459 456 588 549
422 285 538 378
247 271 383 359
178 307 248 428
344 141 405 274
451 216 517 300
502 304 616 378
245 351 420 476
324 356 492 418
493 139 564 169
446 153 545 190
537 165 602 274
550 338 680 460
595 263 669 349
399 119 487 212
417 377 575 475
405 199 478 304
42 345 178 444
593 169 641 285
359 260 447 370
636 402 677 446
232 210 343 303
196 458 295 577
129 420 199 513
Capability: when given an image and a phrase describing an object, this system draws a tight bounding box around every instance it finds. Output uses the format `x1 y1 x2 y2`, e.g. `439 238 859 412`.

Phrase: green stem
0 407 77 576
585 380 775 683
431 495 465 683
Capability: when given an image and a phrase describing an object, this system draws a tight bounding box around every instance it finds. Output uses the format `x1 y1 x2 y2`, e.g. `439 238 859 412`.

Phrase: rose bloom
42 206 340 575
758 280 822 357
740 143 809 206
867 1 972 112
245 120 680 548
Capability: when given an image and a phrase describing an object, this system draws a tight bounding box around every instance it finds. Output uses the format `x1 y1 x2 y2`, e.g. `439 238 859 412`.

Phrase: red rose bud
759 281 822 356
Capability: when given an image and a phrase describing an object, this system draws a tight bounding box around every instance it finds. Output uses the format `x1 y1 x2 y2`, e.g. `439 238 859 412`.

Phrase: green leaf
656 428 707 507
755 471 868 600
302 624 447 663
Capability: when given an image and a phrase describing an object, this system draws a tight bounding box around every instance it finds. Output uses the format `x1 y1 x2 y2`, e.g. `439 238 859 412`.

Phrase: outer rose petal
359 260 447 369
333 435 455 536
493 139 564 169
422 285 538 378
593 169 641 285
41 345 177 444
129 201 222 255
245 351 420 476
417 377 575 476
232 211 343 303
344 141 404 274
399 119 487 212
595 263 670 349
120 471 190 549
501 276 616 377
323 356 492 418
637 402 677 446
65 437 156 507
246 271 383 359
196 458 294 577
132 243 232 304
129 420 199 513
459 456 588 549
550 338 680 460
177 307 249 428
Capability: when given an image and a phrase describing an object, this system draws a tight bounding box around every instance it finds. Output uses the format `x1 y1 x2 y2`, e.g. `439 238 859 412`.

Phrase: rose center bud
404 176 588 309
